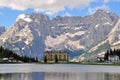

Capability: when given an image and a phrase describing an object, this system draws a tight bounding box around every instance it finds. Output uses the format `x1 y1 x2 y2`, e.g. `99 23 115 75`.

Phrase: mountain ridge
0 9 119 60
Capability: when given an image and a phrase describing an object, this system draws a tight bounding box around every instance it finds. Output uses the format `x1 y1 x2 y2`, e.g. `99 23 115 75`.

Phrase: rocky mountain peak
95 9 107 13
93 9 109 18
16 13 50 24
28 13 50 22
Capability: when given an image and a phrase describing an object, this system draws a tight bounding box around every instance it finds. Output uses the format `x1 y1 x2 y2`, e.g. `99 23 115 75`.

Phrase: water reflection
0 72 120 80
0 73 44 80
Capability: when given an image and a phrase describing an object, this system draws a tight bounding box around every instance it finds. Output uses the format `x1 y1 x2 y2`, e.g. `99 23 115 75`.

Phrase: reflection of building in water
83 73 105 80
44 72 106 80
105 73 120 80
44 72 81 80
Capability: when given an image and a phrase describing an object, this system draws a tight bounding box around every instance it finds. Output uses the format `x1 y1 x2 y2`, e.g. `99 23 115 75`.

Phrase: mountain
0 14 50 58
0 26 6 35
0 9 119 60
74 19 120 62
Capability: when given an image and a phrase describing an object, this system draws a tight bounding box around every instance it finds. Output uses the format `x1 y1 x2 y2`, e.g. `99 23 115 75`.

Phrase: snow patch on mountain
112 41 120 46
97 51 105 57
104 22 112 25
66 40 85 50
74 27 82 30
2 37 8 43
95 24 99 28
45 31 86 51
65 31 86 37
16 14 32 22
45 35 67 48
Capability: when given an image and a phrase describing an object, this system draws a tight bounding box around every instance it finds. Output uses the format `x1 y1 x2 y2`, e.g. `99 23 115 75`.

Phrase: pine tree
0 46 38 63
44 56 47 63
104 50 109 61
55 55 58 63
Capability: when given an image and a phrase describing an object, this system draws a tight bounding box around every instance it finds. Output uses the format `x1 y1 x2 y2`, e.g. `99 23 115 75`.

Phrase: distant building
43 51 69 63
97 57 104 62
108 55 119 62
2 58 9 62
8 57 17 62
96 52 105 62
0 57 17 63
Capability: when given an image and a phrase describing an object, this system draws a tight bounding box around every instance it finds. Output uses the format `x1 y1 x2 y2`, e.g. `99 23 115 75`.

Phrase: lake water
1 72 120 80
0 64 120 80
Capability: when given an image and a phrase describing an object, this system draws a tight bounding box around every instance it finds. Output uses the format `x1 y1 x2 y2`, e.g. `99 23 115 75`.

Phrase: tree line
104 49 120 61
0 46 38 63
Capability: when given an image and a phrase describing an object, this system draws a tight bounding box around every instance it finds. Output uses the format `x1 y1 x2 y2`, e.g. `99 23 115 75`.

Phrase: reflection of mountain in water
44 72 105 80
0 72 120 80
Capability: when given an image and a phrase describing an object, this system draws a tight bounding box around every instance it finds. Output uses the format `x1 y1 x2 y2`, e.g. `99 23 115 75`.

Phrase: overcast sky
0 0 120 28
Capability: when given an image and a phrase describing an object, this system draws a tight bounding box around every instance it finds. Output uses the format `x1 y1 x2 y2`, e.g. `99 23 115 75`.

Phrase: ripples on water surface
0 72 120 80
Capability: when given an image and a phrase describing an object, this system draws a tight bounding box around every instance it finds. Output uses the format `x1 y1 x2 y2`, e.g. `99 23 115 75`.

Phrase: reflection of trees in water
0 73 30 80
105 73 120 80
0 72 44 80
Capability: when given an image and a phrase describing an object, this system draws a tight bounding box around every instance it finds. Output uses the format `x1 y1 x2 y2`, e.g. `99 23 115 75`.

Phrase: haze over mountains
0 9 120 60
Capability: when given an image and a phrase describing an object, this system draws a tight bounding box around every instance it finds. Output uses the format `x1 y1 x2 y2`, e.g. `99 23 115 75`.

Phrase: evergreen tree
44 56 47 63
104 50 109 61
104 48 120 60
0 46 38 63
55 55 58 63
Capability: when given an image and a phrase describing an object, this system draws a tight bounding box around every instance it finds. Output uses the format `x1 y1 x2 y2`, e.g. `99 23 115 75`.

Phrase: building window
64 55 66 60
50 55 52 59
59 55 61 60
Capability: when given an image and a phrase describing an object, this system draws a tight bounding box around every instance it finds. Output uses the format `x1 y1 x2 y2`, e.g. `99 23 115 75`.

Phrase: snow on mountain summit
16 14 32 22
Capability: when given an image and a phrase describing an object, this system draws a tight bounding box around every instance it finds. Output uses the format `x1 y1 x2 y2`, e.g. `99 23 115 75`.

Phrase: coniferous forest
104 49 120 61
0 46 38 63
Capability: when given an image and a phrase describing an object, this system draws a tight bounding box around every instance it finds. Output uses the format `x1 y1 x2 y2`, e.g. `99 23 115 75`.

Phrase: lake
0 64 120 80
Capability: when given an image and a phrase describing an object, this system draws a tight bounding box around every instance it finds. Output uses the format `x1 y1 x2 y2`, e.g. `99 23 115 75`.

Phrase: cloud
88 4 109 15
0 0 95 15
103 0 120 3
104 0 110 3
64 12 72 17
111 0 120 2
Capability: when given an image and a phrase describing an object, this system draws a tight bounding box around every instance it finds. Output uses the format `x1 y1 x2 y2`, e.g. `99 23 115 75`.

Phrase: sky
0 0 120 28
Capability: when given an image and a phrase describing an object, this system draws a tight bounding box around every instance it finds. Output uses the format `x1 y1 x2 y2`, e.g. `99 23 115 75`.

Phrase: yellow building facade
44 51 69 63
